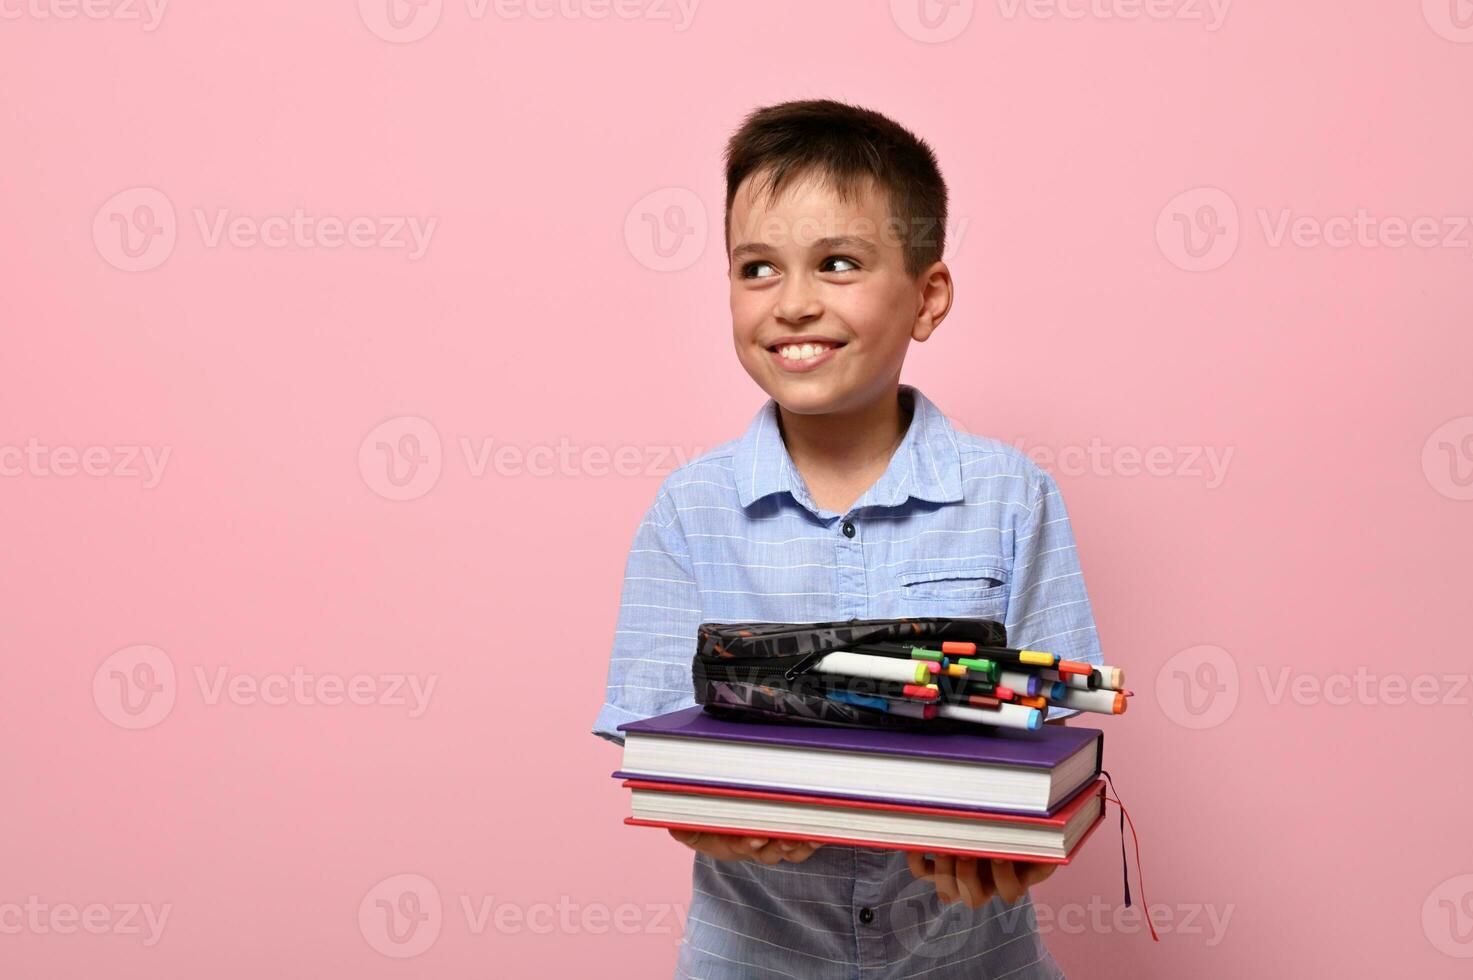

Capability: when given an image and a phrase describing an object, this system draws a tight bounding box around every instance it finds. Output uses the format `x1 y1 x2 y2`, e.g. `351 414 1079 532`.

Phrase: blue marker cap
825 690 890 712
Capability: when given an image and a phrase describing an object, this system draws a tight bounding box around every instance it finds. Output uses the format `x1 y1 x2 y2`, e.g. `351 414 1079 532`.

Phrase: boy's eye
741 261 778 279
823 256 860 273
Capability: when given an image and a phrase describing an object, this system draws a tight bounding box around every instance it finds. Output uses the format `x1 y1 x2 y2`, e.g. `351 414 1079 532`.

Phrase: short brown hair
723 99 949 277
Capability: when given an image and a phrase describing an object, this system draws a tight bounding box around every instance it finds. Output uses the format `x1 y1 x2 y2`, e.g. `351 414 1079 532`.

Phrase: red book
623 776 1106 863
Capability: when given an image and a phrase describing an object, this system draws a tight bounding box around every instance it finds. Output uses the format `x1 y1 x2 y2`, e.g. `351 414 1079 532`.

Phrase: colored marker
825 690 889 711
957 657 996 675
1056 687 1128 715
885 699 939 719
938 701 1042 731
1057 659 1093 677
966 694 1000 708
909 648 943 663
1016 694 1048 709
1095 665 1126 691
996 669 1041 697
941 641 1058 668
812 652 929 685
902 683 939 701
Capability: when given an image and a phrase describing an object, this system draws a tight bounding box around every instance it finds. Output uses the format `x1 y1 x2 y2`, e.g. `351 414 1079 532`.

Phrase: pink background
3 1 1472 976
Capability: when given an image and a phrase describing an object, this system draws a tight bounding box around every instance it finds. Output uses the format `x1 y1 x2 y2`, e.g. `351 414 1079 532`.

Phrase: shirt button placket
835 515 863 620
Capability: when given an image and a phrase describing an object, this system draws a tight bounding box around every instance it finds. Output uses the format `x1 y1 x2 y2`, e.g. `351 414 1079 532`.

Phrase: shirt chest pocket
892 558 1010 606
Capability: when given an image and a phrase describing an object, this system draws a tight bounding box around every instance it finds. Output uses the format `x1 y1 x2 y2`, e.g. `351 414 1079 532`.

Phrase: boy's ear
912 260 954 342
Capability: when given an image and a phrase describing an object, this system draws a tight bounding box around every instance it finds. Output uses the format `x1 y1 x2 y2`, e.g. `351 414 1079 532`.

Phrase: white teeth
777 343 834 361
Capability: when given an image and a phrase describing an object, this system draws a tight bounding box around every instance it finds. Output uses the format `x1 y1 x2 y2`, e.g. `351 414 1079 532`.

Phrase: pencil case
692 617 1008 732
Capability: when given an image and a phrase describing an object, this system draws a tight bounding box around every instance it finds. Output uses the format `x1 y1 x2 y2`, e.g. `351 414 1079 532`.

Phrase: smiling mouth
766 341 846 362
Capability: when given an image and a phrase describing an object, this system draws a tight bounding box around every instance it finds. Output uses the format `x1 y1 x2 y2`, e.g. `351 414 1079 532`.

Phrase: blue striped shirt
594 383 1104 979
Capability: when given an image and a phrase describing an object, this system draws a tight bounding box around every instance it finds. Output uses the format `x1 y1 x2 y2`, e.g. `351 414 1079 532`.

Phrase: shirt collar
732 383 964 513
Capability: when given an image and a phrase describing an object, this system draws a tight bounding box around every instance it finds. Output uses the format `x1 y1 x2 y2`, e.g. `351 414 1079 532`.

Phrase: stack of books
614 705 1108 863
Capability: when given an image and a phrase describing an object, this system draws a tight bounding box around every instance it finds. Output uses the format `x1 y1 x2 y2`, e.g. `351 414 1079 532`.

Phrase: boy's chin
759 378 855 416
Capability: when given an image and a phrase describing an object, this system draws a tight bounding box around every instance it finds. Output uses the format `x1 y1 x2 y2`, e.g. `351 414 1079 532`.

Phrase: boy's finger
954 856 994 909
753 840 790 865
1020 861 1058 889
932 854 958 904
991 859 1023 904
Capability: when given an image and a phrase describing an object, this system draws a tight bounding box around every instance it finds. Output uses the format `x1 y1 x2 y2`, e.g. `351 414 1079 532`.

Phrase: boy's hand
668 828 822 865
904 851 1058 908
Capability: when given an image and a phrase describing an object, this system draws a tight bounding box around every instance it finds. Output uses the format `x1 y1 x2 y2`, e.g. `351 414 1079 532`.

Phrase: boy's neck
775 385 914 513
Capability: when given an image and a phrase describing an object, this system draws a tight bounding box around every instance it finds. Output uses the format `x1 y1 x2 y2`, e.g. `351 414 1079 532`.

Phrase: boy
593 99 1104 979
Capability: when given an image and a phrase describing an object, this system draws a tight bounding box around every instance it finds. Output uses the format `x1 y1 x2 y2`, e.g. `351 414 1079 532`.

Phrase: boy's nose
775 275 823 323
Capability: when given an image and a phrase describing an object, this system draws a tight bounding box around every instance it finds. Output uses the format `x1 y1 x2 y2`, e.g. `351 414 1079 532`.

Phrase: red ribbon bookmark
1099 769 1159 943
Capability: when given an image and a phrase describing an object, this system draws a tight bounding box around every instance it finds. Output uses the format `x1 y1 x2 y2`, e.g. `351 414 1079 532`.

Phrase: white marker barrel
937 701 1041 731
996 669 1040 697
1095 666 1125 691
813 651 926 686
1056 686 1126 715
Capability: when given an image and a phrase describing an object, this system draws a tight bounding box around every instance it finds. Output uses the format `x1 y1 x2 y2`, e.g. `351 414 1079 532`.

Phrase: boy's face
727 170 949 417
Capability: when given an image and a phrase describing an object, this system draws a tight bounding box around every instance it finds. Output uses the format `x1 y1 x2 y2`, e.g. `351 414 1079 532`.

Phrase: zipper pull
783 650 827 682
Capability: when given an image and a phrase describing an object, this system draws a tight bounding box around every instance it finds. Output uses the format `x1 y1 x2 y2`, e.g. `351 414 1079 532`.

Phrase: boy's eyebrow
729 235 880 259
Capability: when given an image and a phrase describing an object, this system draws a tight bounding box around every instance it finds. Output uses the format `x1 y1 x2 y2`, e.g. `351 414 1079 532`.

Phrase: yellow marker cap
1019 650 1054 667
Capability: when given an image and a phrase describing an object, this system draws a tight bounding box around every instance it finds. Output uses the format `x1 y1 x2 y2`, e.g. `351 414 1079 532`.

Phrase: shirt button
842 521 856 538
859 906 874 924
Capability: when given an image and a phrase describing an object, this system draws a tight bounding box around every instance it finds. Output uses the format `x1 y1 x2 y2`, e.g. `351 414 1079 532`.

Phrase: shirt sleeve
1005 468 1105 722
591 484 703 746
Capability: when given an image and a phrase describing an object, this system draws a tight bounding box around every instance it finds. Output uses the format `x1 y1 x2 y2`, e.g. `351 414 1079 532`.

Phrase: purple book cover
615 705 1101 768
613 707 1103 815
